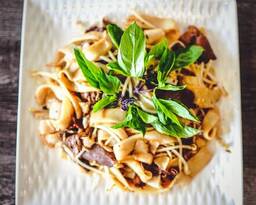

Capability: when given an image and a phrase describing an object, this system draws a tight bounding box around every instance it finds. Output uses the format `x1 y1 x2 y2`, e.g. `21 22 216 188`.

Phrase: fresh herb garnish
157 98 199 122
117 22 146 77
113 104 199 138
93 95 117 112
74 48 120 95
157 48 176 87
152 95 181 127
74 22 203 138
106 23 123 48
173 45 204 70
152 119 200 138
157 83 186 91
145 38 168 66
113 105 147 134
107 61 127 76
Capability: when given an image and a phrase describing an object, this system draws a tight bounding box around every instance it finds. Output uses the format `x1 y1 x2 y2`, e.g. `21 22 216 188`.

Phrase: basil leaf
148 38 168 59
136 108 158 124
157 48 175 86
106 24 124 48
152 95 181 127
93 95 117 112
74 48 100 88
152 120 200 138
159 99 199 122
113 105 146 134
157 83 186 91
145 38 168 66
173 45 204 69
98 72 121 95
118 22 146 77
74 48 121 95
107 61 128 76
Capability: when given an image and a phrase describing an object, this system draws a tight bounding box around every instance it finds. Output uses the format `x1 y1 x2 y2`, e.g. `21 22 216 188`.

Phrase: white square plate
16 0 243 204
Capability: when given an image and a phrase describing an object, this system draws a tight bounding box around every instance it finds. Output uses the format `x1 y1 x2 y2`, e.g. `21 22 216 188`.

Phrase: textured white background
16 0 242 205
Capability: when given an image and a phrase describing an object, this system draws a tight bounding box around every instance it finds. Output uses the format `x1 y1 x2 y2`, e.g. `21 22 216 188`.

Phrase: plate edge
15 0 28 204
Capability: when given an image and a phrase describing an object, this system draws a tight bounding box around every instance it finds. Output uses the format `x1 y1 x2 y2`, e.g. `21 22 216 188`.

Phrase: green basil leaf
93 95 117 112
157 83 186 91
113 105 146 134
159 99 199 122
98 72 121 95
107 61 128 76
152 95 181 127
106 24 124 48
152 120 200 138
74 48 121 95
148 38 168 59
145 38 168 66
74 48 100 88
157 48 176 86
118 22 146 77
173 45 204 69
136 108 158 124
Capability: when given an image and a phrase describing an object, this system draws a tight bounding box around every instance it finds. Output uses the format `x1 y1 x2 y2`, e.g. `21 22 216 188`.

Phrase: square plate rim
15 0 243 204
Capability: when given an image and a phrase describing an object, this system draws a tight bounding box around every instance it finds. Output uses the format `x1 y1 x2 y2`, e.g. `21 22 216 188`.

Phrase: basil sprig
74 48 120 112
74 48 120 95
113 105 148 134
74 21 205 138
113 104 199 138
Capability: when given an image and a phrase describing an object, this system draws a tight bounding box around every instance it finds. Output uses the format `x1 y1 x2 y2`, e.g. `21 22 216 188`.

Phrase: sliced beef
161 167 179 188
85 25 104 33
65 135 82 155
179 26 216 63
102 17 113 27
156 89 195 108
131 175 146 187
183 150 194 161
81 144 116 167
69 117 84 130
143 163 160 176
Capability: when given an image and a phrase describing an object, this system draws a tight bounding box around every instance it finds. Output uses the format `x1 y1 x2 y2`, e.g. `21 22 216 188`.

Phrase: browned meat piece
85 25 104 33
156 89 195 108
131 175 145 187
179 26 216 62
69 117 83 130
65 135 82 155
102 17 113 26
143 163 160 176
81 144 116 167
161 167 179 188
